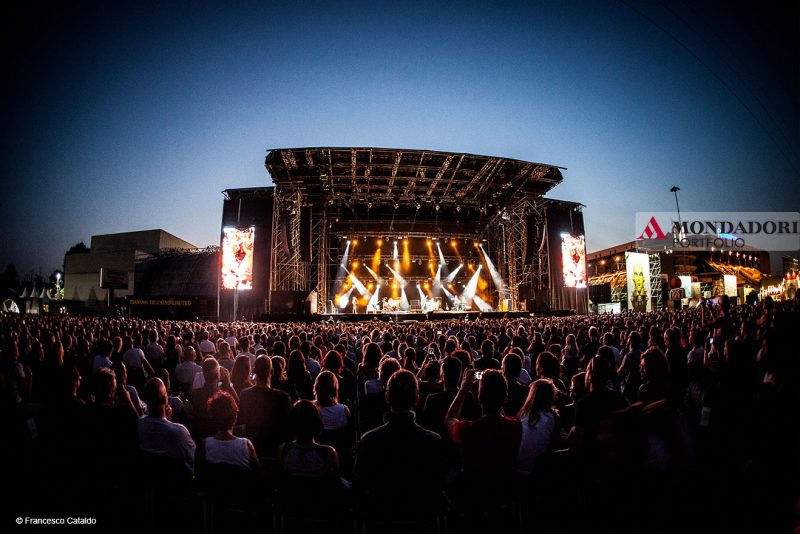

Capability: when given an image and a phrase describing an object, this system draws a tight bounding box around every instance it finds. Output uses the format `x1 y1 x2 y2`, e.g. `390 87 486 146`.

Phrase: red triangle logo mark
638 216 667 239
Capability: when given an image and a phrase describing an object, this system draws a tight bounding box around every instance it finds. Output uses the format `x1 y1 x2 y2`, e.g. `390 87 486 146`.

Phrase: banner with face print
625 252 651 312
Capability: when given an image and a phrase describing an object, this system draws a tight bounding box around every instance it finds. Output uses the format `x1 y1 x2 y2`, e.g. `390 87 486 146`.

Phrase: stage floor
259 309 574 323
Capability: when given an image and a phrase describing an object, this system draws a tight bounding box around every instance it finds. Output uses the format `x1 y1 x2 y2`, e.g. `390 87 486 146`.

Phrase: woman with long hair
313 371 350 429
230 355 253 396
287 349 313 400
561 334 580 380
203 391 260 472
516 379 563 476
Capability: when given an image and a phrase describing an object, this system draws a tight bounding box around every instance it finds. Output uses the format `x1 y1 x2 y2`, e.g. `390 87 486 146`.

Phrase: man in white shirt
138 377 196 473
174 346 202 393
237 337 256 367
145 330 165 368
122 335 154 378
198 331 216 357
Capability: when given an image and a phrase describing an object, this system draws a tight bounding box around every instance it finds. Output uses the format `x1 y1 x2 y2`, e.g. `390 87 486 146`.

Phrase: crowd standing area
2 298 799 533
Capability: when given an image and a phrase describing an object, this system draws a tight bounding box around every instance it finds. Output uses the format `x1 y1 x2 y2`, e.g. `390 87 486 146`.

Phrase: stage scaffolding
649 252 663 312
269 188 306 297
486 198 550 311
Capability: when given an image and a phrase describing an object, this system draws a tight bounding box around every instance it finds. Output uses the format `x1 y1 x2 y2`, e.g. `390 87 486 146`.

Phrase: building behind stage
63 229 197 314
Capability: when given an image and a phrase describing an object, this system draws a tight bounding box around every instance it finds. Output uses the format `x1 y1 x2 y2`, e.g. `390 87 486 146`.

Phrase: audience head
535 351 560 380
143 377 168 415
477 369 507 415
442 356 463 389
640 348 670 384
313 370 339 406
202 357 220 385
207 391 238 433
290 399 323 442
253 354 272 385
518 378 556 423
92 368 116 404
322 350 343 374
502 352 523 381
386 369 418 412
378 356 401 385
154 368 171 392
570 371 587 401
586 356 612 391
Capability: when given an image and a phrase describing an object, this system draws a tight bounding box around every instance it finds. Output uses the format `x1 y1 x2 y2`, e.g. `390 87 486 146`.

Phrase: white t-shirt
517 410 559 475
199 339 216 355
122 348 147 369
203 436 250 468
317 403 349 430
518 369 533 386
687 346 705 365
93 354 112 372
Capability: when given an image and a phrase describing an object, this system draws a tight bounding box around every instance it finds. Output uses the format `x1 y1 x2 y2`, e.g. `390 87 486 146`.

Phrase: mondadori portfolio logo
635 212 800 252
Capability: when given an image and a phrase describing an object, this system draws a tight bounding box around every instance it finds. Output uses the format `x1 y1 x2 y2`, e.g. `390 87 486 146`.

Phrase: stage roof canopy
265 147 564 209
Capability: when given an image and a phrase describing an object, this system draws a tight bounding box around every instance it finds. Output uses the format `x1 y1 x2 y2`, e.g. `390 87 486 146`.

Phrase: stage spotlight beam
444 264 463 284
364 265 381 281
337 287 355 309
460 265 483 305
348 272 369 296
366 284 381 311
473 294 493 312
478 244 506 292
385 264 407 287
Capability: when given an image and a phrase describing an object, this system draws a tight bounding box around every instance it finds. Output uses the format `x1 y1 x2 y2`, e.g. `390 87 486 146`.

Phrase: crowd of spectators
2 296 798 532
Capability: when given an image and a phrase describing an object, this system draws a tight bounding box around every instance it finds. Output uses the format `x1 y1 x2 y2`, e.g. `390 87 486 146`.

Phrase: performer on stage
352 296 358 314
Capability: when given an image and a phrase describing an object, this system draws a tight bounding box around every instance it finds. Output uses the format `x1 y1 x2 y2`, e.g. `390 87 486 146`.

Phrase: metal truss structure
649 252 663 312
266 147 568 313
486 198 550 311
270 188 307 294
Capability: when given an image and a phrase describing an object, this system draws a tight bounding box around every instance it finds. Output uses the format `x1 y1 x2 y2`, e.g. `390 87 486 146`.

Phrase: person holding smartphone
445 369 521 503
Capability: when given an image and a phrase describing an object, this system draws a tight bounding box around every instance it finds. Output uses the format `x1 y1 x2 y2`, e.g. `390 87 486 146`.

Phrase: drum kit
452 297 468 311
423 298 441 312
381 297 401 312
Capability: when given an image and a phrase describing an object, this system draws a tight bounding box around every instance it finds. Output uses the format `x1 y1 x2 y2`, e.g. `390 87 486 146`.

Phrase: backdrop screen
221 227 255 290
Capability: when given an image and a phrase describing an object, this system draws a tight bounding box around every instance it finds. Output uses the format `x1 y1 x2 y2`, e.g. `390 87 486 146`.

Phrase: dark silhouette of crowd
2 297 798 532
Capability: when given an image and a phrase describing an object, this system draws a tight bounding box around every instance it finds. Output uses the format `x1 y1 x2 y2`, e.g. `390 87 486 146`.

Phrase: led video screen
561 234 587 288
221 227 255 290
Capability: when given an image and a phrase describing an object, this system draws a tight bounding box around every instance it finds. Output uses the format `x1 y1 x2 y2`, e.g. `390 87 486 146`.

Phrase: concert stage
217 147 588 322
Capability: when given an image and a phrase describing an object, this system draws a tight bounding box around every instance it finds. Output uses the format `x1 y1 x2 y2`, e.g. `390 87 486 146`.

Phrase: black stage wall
219 188 274 321
545 201 589 314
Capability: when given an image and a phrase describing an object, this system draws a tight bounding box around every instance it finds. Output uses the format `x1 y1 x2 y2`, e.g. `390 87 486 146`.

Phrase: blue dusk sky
1 0 798 277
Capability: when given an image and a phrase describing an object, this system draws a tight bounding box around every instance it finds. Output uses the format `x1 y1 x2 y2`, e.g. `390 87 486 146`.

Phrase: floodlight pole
670 186 682 239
